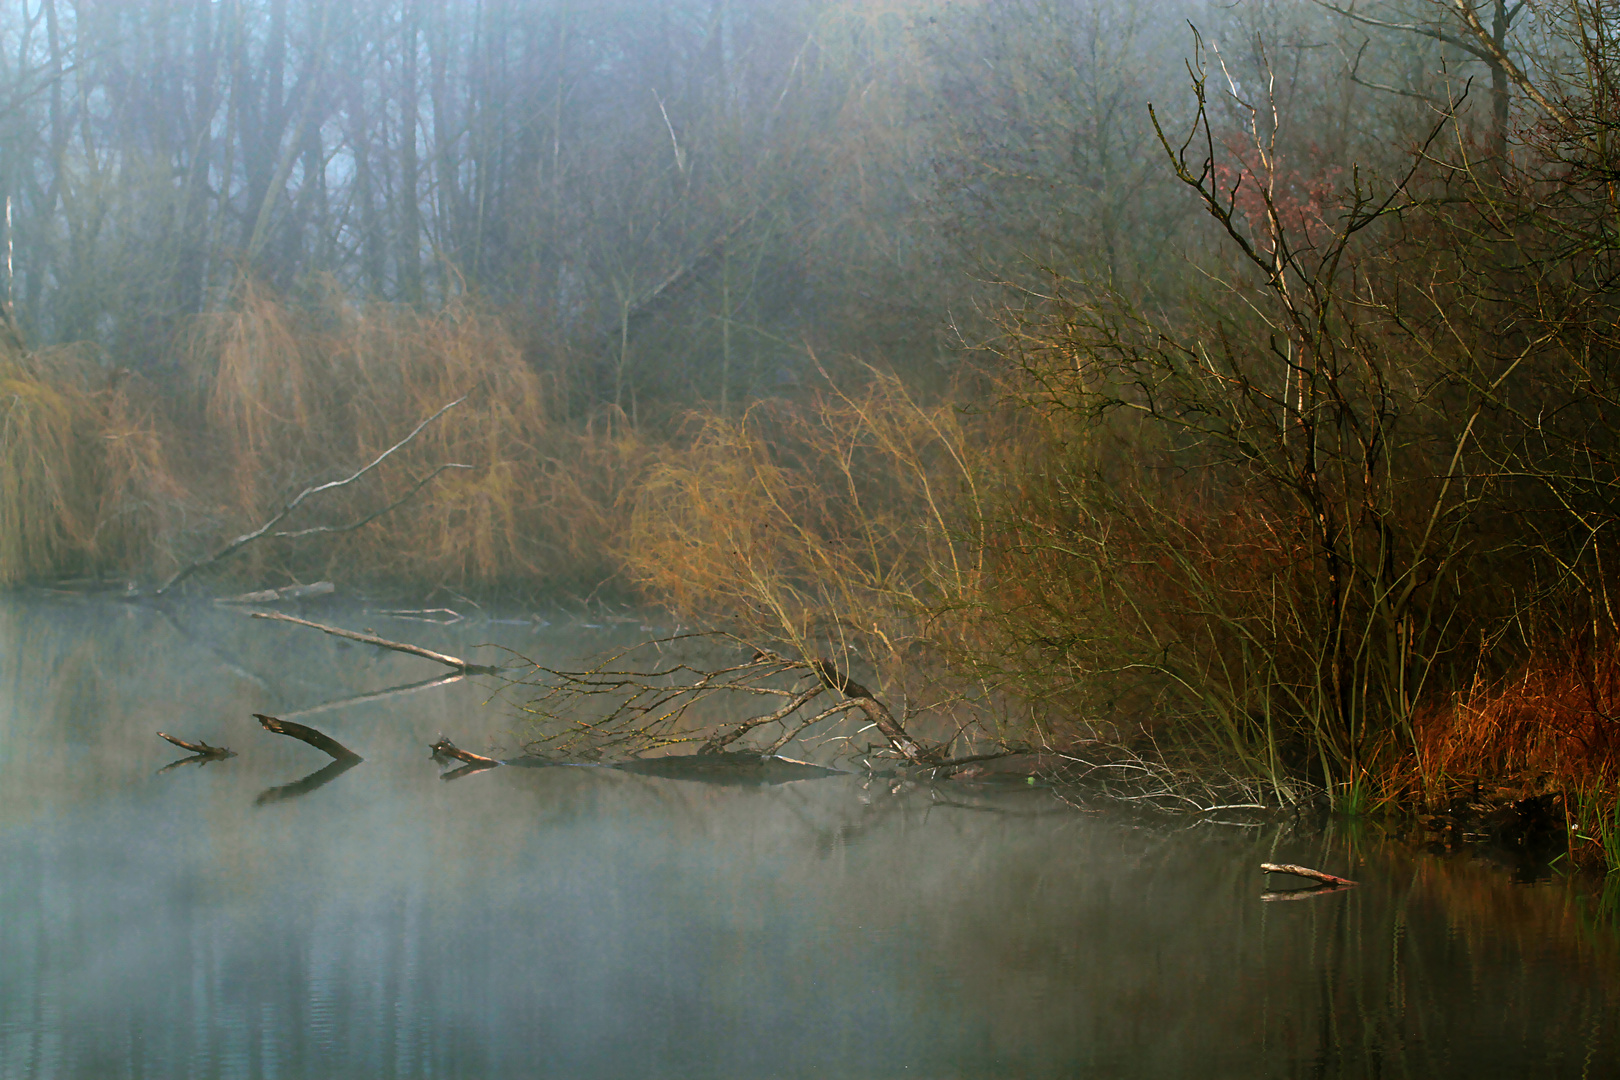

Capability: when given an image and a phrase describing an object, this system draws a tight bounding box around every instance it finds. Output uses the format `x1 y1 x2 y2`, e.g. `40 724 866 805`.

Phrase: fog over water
3 596 1618 1079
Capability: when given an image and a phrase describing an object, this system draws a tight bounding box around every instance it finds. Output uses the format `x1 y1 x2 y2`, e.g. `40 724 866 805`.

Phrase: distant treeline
0 0 1464 397
10 0 1620 833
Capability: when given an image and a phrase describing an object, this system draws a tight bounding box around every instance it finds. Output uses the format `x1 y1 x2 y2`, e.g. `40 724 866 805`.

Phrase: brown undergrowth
1408 638 1620 867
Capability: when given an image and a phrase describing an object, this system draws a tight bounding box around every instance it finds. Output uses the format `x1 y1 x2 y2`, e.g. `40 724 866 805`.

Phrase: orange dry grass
1414 640 1620 799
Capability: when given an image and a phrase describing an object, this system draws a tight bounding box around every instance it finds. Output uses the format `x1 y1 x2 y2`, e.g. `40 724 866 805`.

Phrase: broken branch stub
251 611 497 674
429 735 500 767
218 581 336 605
254 713 362 762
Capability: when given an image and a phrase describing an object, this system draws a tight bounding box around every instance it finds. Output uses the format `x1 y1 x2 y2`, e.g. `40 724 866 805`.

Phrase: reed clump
177 277 645 595
0 343 183 586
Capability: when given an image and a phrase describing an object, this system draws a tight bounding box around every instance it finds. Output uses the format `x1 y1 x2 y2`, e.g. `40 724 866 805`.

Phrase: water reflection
2 594 1619 1078
254 757 363 805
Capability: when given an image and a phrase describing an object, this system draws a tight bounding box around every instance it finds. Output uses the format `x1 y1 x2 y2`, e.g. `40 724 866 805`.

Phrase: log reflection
255 757 361 804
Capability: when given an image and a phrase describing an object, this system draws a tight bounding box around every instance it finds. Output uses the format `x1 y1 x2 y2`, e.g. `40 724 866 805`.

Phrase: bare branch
155 396 469 595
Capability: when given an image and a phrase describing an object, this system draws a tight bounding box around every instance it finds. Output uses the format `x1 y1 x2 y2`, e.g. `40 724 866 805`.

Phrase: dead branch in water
155 396 469 595
157 732 234 757
429 735 500 767
254 713 362 761
512 633 953 766
251 611 497 673
1260 863 1358 887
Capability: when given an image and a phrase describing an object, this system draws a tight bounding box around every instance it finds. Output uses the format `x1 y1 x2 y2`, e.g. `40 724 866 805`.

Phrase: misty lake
3 593 1619 1079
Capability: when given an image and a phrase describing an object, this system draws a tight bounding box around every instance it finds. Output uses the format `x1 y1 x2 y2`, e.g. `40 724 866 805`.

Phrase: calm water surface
3 594 1619 1078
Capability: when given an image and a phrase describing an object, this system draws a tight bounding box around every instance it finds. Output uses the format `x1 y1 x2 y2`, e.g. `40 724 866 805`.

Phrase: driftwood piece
155 397 469 595
254 713 362 761
251 612 497 674
218 581 336 605
1261 863 1358 887
157 732 235 757
428 735 500 767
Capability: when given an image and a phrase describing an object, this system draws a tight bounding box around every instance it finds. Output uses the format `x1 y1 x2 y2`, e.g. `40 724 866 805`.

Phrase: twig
254 713 362 761
157 732 234 757
1260 862 1358 887
701 684 826 753
251 611 497 673
155 396 468 595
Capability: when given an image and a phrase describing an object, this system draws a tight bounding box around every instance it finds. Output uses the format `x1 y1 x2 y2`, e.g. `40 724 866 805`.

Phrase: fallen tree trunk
810 658 927 764
157 732 234 757
428 735 500 767
1260 863 1358 887
254 713 362 761
251 612 497 674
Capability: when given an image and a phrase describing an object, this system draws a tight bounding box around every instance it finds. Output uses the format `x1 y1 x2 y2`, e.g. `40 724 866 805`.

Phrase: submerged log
1260 863 1358 887
157 732 234 757
254 713 362 762
428 735 500 767
251 611 497 674
218 581 336 605
614 751 841 787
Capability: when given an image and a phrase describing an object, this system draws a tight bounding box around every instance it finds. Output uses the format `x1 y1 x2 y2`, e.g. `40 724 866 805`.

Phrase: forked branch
514 633 943 766
155 396 470 595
